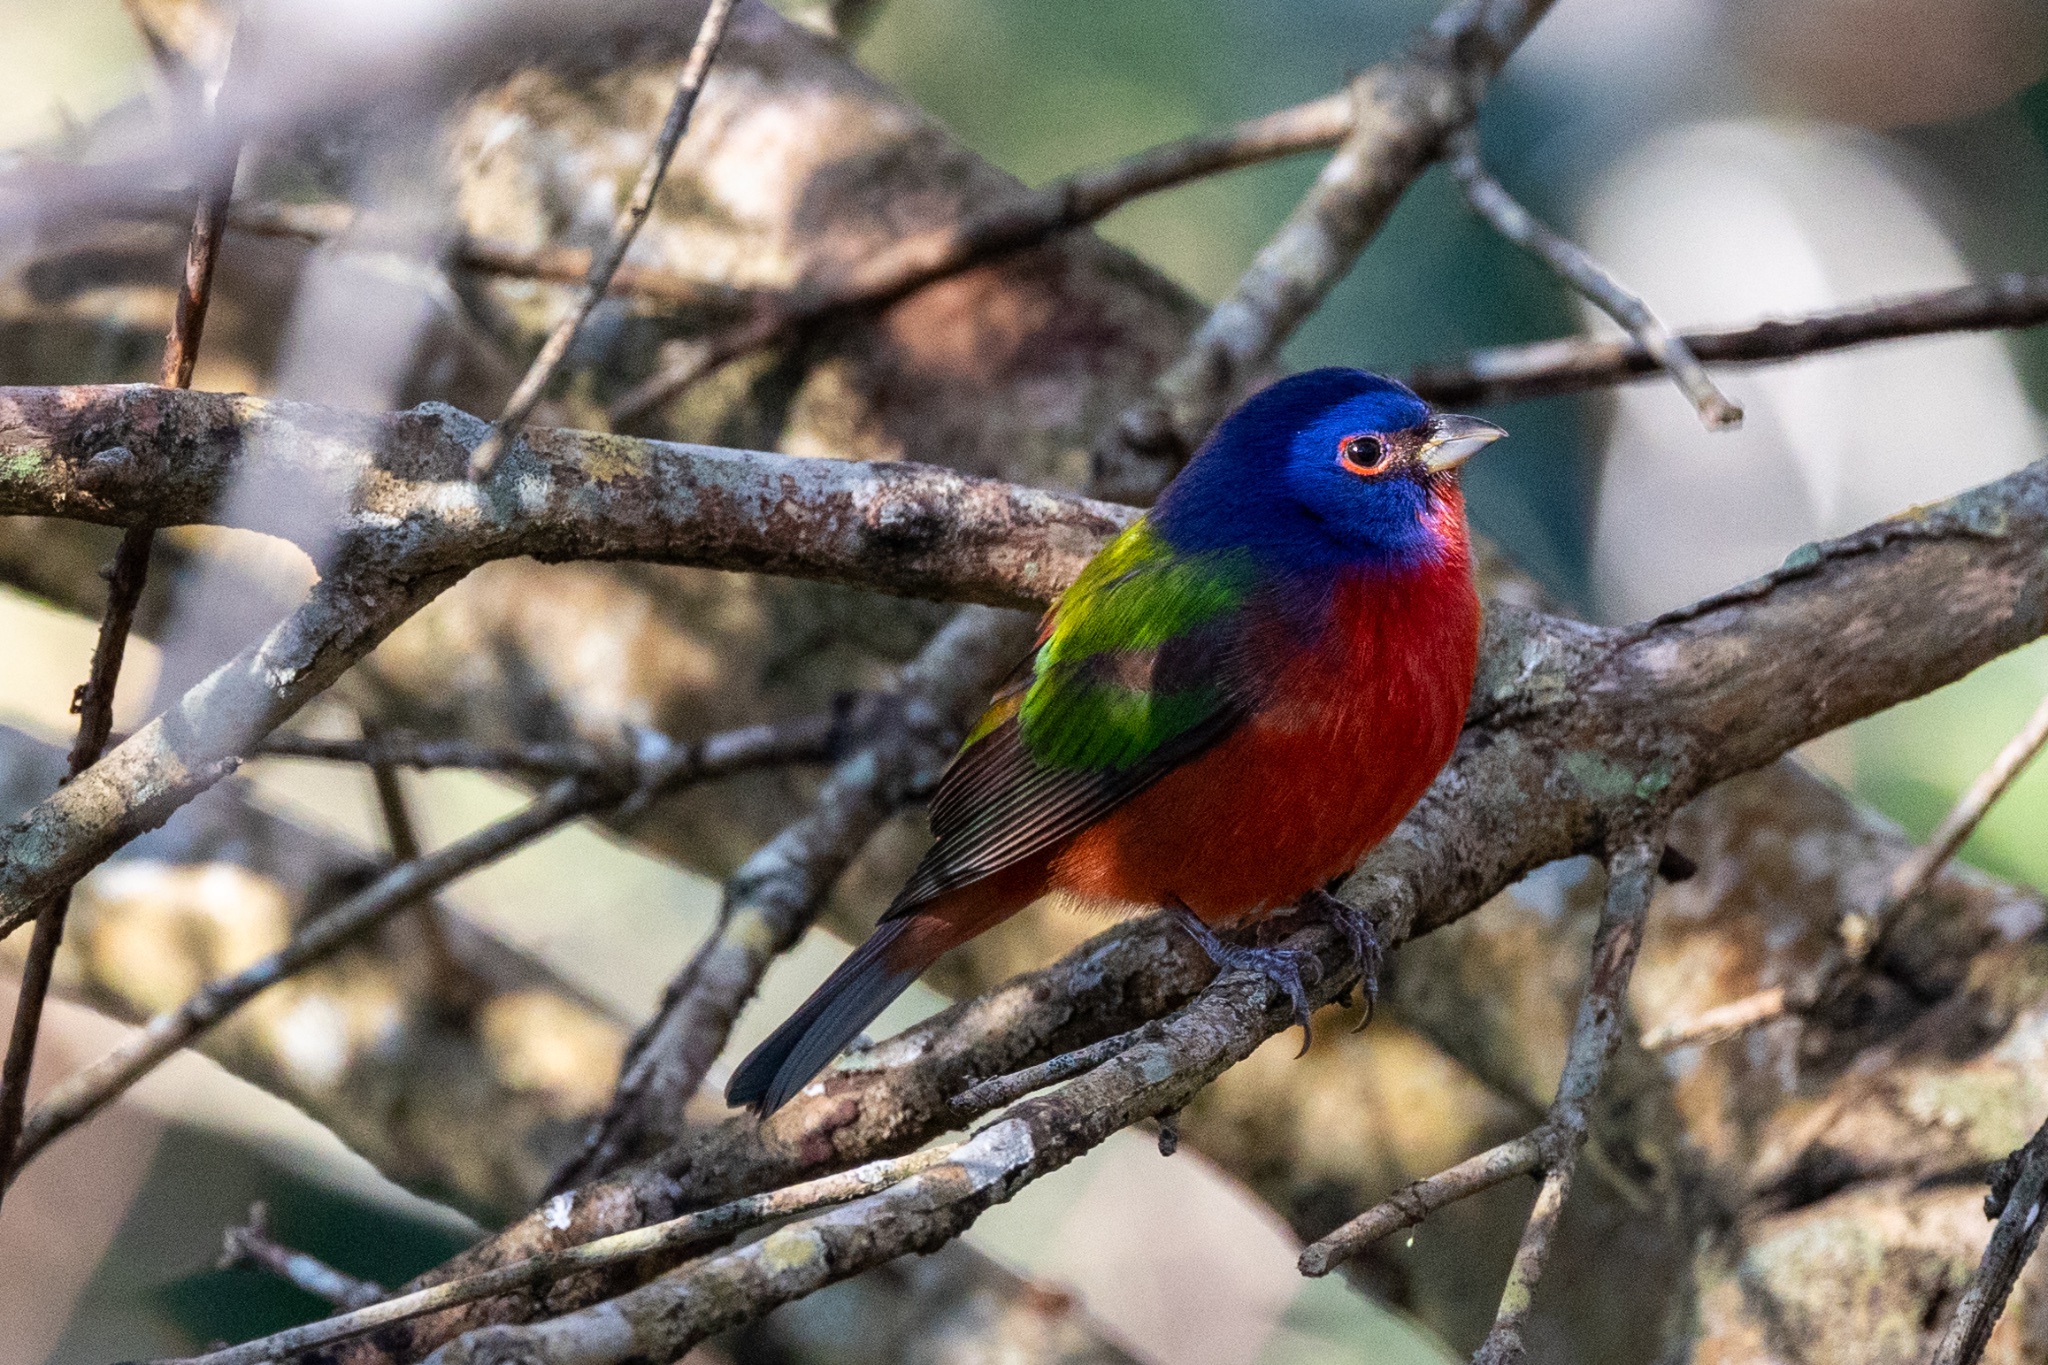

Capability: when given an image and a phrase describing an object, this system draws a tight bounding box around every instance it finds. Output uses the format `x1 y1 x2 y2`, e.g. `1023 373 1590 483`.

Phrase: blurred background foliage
4 0 2048 1360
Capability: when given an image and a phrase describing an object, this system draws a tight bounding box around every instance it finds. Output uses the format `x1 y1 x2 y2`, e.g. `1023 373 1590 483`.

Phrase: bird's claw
1170 904 1321 1054
1300 887 1385 1032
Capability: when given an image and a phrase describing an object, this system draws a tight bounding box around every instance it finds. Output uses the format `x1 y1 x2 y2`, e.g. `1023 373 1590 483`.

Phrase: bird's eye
1338 434 1388 476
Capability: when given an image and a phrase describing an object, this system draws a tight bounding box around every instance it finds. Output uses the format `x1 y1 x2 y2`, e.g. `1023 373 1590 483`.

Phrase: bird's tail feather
725 916 930 1116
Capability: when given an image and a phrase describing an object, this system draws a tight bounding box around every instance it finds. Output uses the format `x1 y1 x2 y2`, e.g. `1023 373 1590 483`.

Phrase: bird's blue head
1151 368 1504 576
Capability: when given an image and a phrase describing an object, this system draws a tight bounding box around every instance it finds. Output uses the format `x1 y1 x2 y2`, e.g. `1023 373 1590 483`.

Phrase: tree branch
1447 128 1740 429
218 1203 387 1312
0 41 241 1209
1092 0 1560 497
606 86 1358 425
1405 271 2048 407
1929 1116 2048 1365
1470 833 1662 1365
465 0 739 480
0 386 1132 613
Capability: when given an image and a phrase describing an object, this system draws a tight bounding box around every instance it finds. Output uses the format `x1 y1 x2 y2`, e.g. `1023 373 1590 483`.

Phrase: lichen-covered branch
0 386 1134 612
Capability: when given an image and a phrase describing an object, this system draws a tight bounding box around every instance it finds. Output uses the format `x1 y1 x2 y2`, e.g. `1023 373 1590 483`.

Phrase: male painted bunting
728 368 1503 1115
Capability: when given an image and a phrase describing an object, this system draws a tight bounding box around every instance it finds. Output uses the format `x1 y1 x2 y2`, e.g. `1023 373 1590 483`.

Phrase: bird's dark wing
886 520 1270 919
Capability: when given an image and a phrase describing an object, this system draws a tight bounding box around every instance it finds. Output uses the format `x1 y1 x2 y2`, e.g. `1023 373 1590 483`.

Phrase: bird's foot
1299 887 1385 1030
1170 904 1322 1055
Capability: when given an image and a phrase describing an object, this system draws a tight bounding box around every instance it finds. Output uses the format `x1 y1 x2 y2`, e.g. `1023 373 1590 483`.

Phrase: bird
727 367 1503 1116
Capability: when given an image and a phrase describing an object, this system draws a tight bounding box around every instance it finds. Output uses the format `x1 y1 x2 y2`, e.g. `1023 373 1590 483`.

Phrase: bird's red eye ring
1339 434 1388 476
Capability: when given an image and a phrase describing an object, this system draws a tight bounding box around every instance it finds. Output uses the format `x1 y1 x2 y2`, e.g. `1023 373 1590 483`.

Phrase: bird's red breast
1045 497 1479 923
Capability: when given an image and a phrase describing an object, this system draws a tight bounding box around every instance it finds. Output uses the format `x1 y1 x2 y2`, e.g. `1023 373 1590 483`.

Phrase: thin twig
466 0 739 480
952 1021 1173 1115
0 38 240 1211
1638 986 1788 1052
6 778 598 1184
1643 687 2048 1053
159 1144 963 1365
1299 1130 1551 1275
218 1202 387 1311
1447 129 1740 430
258 732 620 778
1928 1116 2048 1365
608 87 1357 424
6 701 854 1179
1300 833 1663 1292
1851 686 2048 959
362 717 479 1021
1470 833 1663 1364
1406 272 2048 408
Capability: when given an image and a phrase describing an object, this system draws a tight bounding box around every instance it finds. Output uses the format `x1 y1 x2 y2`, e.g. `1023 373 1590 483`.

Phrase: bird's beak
1420 413 1507 473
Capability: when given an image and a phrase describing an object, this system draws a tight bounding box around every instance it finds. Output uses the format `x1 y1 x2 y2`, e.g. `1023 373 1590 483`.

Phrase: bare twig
258 732 623 780
1638 985 1789 1052
1643 686 2048 1053
1298 1130 1549 1275
951 1021 1173 1115
6 778 598 1183
607 87 1358 425
549 607 1033 1190
1448 129 1740 430
466 0 739 480
1406 272 2048 408
362 717 479 1021
218 1202 387 1311
1928 1115 2048 1365
0 43 240 1209
1302 834 1663 1293
1471 834 1661 1364
161 1144 963 1365
1850 686 2048 959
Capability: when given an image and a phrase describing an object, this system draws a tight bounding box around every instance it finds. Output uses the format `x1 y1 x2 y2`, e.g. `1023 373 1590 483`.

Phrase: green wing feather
888 519 1265 918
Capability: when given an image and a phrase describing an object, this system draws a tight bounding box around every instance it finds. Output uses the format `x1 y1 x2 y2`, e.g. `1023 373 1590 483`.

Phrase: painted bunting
728 368 1503 1115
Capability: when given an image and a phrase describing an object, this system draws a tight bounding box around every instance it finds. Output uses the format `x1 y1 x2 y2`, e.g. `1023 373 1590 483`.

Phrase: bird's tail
725 914 943 1116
